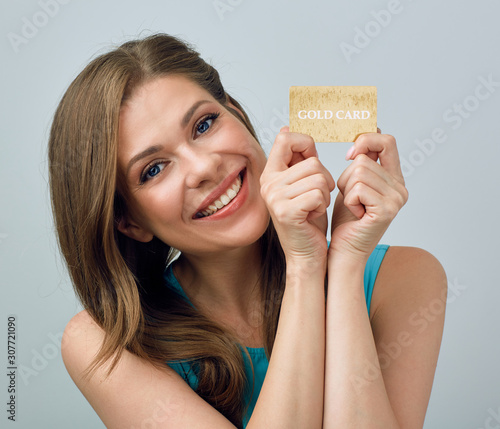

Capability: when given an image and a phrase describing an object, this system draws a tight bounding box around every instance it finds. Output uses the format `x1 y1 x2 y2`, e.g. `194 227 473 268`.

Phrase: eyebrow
126 145 163 177
126 99 213 176
181 99 212 127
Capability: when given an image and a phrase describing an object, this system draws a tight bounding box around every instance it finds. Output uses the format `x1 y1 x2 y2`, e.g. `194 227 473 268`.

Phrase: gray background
1 0 499 427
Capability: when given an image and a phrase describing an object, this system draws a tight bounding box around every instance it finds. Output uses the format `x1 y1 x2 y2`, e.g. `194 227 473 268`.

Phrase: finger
377 127 382 134
290 189 330 222
279 157 335 191
279 174 332 209
270 187 329 226
337 154 402 197
342 170 407 212
346 133 404 182
306 209 327 223
289 151 306 168
339 161 395 200
343 182 384 220
265 131 318 173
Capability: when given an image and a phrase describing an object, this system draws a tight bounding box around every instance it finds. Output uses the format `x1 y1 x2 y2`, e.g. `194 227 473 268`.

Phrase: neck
173 240 263 317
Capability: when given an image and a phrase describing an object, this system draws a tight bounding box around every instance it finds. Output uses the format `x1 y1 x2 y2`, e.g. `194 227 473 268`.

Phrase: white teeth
196 173 243 218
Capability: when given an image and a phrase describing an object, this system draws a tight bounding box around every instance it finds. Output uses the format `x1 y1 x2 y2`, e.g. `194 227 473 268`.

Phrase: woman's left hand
329 130 408 262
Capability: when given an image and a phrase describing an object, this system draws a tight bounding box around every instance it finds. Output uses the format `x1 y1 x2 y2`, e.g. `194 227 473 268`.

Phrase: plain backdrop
1 0 499 427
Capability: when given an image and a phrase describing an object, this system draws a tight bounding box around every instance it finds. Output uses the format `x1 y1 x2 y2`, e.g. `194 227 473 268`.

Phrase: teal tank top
163 244 390 428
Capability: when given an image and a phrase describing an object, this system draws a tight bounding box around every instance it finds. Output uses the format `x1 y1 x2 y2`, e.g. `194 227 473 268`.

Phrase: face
117 75 270 256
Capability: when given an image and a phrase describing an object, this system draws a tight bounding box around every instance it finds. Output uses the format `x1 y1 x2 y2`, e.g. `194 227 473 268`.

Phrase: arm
324 247 446 428
325 253 400 428
249 260 326 428
323 132 444 427
62 310 237 429
251 128 334 428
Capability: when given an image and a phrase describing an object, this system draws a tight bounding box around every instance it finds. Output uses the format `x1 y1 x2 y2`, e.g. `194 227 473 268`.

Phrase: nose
182 146 222 189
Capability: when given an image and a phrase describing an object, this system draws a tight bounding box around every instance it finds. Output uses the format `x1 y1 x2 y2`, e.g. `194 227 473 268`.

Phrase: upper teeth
197 174 242 218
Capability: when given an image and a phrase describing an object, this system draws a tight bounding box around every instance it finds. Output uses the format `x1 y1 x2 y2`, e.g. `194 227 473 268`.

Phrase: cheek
134 184 184 229
251 145 268 175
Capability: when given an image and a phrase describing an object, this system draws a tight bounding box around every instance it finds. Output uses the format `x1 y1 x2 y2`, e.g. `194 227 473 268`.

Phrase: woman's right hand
259 127 335 265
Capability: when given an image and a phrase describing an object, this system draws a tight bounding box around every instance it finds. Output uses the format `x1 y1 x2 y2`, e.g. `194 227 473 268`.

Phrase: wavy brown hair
48 33 285 427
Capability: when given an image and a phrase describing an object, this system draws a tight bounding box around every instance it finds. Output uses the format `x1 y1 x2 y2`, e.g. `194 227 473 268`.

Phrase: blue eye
147 164 162 178
195 112 220 136
140 162 165 184
197 118 211 134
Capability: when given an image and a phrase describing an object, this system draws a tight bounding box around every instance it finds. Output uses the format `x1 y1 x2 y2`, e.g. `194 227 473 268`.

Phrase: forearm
247 258 326 429
323 253 399 428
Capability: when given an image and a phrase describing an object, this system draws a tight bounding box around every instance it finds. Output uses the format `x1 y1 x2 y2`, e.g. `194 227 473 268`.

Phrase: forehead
118 75 215 153
122 75 212 119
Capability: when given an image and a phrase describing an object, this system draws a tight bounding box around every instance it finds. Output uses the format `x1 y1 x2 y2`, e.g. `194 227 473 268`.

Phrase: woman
49 33 446 428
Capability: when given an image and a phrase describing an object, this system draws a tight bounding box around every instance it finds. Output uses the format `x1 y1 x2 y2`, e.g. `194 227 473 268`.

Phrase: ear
116 216 154 243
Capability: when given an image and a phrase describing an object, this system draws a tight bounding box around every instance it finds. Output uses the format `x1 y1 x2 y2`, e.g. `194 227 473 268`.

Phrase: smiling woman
116 75 269 252
48 33 446 429
49 34 277 426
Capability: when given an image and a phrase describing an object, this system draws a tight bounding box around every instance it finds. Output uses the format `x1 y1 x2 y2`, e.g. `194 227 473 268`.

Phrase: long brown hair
48 33 285 427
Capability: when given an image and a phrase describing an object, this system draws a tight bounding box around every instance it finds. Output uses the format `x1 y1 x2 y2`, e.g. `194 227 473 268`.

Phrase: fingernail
345 145 355 160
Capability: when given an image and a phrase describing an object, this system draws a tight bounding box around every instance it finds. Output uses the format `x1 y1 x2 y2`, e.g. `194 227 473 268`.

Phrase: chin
225 211 270 248
210 212 271 253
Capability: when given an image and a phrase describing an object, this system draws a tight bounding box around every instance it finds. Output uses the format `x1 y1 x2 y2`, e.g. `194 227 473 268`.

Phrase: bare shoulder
370 246 447 321
61 310 235 428
61 309 103 379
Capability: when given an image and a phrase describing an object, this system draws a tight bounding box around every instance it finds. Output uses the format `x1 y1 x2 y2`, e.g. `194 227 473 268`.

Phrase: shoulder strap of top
363 244 390 315
164 264 194 307
326 242 390 315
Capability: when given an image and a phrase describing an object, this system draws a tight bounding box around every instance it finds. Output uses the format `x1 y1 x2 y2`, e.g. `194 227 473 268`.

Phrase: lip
193 168 246 219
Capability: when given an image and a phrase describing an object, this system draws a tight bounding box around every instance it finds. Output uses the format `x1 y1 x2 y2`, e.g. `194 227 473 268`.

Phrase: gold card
289 86 377 142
